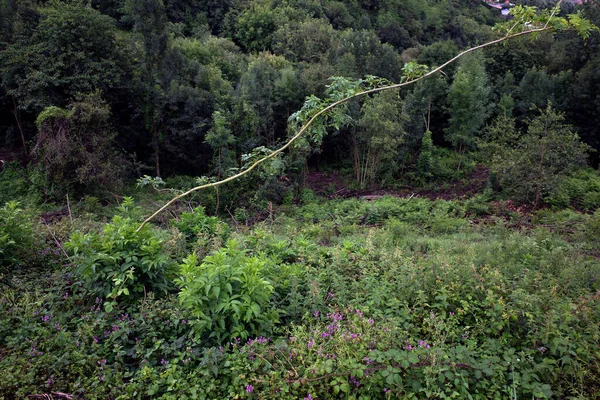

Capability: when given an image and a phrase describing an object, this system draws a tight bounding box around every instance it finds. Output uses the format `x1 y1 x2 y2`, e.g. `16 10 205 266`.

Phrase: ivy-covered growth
177 240 279 344
66 215 177 312
32 91 124 197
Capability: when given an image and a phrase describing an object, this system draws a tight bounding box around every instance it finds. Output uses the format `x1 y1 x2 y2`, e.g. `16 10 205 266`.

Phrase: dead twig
43 222 70 261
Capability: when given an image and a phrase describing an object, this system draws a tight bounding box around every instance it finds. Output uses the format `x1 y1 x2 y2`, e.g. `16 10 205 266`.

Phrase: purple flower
161 358 167 365
246 384 254 393
304 395 313 400
41 315 51 323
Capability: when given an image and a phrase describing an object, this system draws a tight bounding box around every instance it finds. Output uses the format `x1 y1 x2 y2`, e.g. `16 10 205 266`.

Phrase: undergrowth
1 196 599 399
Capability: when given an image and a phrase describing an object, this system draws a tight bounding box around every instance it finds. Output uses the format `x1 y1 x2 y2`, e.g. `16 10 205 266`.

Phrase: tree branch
137 27 553 232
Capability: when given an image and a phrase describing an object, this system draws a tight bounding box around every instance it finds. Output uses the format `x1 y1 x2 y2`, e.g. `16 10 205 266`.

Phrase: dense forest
2 0 600 398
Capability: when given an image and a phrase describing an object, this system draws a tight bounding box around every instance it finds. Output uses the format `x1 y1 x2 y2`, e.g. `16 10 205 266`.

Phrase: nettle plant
66 213 177 312
176 240 279 344
172 206 231 255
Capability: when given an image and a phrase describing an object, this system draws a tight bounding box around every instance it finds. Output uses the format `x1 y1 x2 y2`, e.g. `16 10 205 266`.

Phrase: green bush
177 241 280 344
66 215 177 312
546 168 600 210
0 201 37 268
173 206 230 254
0 163 43 206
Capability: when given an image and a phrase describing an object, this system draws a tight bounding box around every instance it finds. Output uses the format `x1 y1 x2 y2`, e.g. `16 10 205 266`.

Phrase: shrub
0 162 43 206
177 241 280 344
32 92 126 198
173 206 230 255
0 201 37 269
546 168 600 210
66 215 177 312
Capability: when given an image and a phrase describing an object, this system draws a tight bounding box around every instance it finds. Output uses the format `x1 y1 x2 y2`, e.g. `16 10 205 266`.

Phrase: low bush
2 195 600 399
546 168 600 210
66 215 177 312
173 206 230 255
177 241 280 344
0 201 37 268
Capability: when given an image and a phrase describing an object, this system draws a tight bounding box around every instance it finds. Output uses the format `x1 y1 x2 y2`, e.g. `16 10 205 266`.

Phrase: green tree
332 29 402 81
354 90 406 186
126 0 169 177
205 111 236 179
493 104 591 207
402 74 448 163
445 53 491 167
233 3 277 53
417 129 434 181
1 0 124 113
237 53 297 148
273 18 336 63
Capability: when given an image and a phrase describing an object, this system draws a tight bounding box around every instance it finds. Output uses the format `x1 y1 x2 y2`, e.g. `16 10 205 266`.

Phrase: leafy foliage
1 0 124 112
32 91 124 197
173 206 231 255
66 213 177 312
177 241 279 344
445 53 491 155
491 104 591 207
0 201 34 268
417 129 434 181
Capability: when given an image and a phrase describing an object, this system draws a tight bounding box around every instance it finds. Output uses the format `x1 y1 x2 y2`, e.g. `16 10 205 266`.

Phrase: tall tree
1 0 124 112
205 110 235 179
445 53 490 167
353 90 406 186
126 0 169 176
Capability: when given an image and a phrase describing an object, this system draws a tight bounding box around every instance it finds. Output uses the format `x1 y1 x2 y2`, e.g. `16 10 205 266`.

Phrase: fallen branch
137 27 554 232
27 392 73 400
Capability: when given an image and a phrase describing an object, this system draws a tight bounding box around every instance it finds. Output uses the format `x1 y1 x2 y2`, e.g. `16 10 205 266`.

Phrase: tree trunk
153 122 161 177
12 97 28 161
535 142 547 209
352 133 360 183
